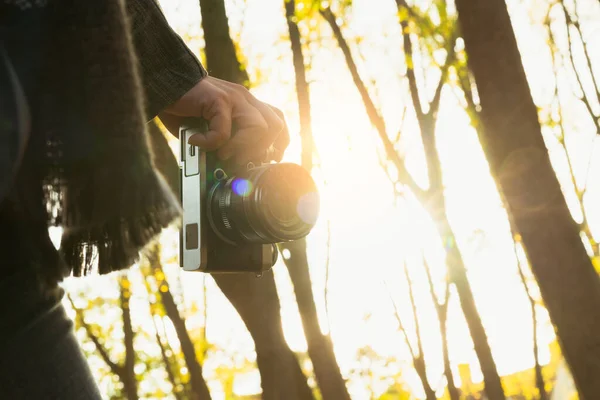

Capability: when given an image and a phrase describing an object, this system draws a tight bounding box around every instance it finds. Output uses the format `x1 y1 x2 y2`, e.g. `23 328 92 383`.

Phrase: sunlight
53 0 600 398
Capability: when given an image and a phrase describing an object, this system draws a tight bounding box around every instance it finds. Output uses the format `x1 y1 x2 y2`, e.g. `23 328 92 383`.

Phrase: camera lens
208 163 319 244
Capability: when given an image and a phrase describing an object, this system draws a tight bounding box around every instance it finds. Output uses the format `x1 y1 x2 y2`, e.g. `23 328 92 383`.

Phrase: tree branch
320 6 425 199
385 282 418 361
570 1 600 105
68 294 122 376
559 2 600 134
547 19 599 256
458 70 477 115
430 33 459 119
119 276 136 387
404 263 425 364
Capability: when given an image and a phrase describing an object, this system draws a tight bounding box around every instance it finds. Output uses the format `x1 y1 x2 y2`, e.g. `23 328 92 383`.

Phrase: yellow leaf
397 7 409 22
592 256 600 274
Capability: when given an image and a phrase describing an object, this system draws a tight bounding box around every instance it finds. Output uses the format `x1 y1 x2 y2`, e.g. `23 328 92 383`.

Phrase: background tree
319 2 505 398
543 1 600 262
69 275 139 400
198 1 316 398
455 0 600 397
65 0 600 398
146 244 212 400
387 262 437 400
512 231 548 400
280 1 351 399
145 287 187 400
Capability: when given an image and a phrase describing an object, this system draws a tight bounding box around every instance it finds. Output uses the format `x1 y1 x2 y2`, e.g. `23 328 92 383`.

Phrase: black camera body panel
179 118 276 273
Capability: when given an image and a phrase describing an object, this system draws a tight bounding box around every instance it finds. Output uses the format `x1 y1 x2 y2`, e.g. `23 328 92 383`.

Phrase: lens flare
296 192 319 225
231 178 253 197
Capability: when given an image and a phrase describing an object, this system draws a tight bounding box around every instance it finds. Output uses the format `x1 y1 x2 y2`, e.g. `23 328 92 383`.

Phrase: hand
158 76 290 165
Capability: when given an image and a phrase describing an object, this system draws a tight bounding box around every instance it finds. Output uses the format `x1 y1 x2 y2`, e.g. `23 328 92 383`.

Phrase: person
0 0 289 398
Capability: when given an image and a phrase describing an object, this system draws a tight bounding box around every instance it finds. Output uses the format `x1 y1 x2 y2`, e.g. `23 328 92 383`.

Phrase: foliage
64 0 600 398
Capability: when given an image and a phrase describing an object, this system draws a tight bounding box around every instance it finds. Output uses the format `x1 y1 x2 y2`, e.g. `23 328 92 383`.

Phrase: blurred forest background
59 0 600 398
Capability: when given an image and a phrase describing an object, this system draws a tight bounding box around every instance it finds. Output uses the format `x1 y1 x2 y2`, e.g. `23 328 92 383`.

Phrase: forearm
125 0 207 119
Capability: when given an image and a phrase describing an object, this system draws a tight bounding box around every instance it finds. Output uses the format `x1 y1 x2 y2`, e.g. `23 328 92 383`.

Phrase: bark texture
322 5 505 399
198 2 315 398
456 0 600 398
283 2 351 399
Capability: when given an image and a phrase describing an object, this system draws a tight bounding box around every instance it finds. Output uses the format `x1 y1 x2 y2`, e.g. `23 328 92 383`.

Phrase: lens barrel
208 163 319 244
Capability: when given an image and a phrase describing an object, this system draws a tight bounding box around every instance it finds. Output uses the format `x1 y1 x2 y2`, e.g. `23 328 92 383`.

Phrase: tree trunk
150 257 212 400
199 0 247 85
404 263 437 400
438 217 506 400
119 276 139 400
199 2 314 398
455 0 600 398
154 315 185 400
532 305 548 400
440 316 460 400
424 257 459 400
322 6 504 399
215 272 315 400
285 0 313 171
513 229 548 400
279 240 351 400
283 2 351 400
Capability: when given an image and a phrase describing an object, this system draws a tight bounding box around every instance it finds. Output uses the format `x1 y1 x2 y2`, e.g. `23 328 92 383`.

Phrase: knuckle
270 106 284 118
214 89 231 105
272 116 285 133
254 114 269 131
234 83 249 93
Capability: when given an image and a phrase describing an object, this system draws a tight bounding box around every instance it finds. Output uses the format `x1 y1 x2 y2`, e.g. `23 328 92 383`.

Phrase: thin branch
320 6 426 199
119 276 136 388
403 25 425 121
423 255 444 310
153 313 184 400
547 19 599 255
403 262 436 400
394 1 457 194
423 255 458 400
384 281 418 361
512 234 548 400
68 294 122 376
143 267 184 400
458 70 477 115
570 1 600 105
430 33 459 118
404 262 425 363
559 2 600 134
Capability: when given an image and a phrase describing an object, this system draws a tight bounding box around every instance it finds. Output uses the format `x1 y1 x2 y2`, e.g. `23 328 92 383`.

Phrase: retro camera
179 118 319 273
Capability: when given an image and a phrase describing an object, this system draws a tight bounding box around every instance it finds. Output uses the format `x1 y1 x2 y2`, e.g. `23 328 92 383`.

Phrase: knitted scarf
38 0 180 276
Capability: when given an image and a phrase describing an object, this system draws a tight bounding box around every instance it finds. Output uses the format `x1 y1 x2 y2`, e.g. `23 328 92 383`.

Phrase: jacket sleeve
125 0 208 120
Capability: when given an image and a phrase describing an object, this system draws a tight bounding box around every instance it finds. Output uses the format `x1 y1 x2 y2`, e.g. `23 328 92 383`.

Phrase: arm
125 0 289 165
125 0 207 120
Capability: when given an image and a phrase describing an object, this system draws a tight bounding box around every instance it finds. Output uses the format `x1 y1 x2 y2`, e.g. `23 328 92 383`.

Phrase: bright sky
63 0 600 398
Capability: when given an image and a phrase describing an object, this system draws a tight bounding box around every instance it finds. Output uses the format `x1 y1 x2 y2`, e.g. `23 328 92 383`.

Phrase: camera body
179 118 319 273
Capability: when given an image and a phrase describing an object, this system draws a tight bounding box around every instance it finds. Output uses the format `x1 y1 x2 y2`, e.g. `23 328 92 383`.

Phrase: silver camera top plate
180 123 207 271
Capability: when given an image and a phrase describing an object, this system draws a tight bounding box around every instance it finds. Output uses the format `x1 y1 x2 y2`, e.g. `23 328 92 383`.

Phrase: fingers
267 105 290 162
161 76 290 161
188 96 232 150
214 86 286 164
216 101 267 162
